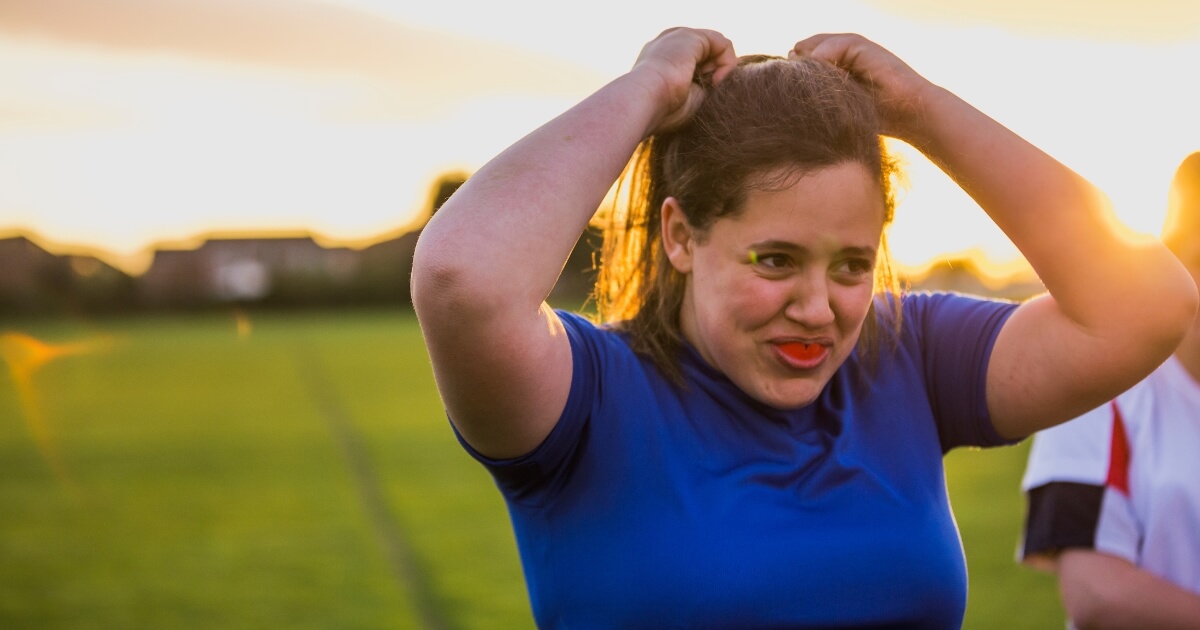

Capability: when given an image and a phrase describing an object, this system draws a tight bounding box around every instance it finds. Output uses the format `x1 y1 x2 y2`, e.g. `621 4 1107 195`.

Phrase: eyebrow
746 240 878 257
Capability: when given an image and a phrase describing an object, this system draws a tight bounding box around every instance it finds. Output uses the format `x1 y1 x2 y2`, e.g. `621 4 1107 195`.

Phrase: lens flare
0 331 114 491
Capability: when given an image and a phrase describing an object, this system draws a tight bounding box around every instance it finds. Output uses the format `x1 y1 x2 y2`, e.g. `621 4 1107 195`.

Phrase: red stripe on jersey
1105 400 1131 496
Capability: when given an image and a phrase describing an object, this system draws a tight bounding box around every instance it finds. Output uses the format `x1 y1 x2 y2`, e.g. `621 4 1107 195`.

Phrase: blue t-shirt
457 291 1018 629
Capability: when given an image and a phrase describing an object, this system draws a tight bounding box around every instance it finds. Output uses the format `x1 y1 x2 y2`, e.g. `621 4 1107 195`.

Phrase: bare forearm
1072 592 1200 630
1060 551 1200 629
411 28 738 458
908 84 1196 435
909 84 1192 334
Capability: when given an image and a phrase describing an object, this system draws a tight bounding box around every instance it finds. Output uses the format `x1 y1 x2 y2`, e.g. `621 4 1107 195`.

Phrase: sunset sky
1 0 1198 274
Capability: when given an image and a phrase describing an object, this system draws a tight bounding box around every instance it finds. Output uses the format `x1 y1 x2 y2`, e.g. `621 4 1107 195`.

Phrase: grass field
0 308 1064 629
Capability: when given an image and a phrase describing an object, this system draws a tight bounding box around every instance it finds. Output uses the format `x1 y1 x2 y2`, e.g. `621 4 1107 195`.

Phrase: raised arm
792 34 1198 439
411 28 738 459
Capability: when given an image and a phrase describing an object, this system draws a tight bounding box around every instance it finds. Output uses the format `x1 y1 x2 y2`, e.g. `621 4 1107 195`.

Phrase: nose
782 272 836 329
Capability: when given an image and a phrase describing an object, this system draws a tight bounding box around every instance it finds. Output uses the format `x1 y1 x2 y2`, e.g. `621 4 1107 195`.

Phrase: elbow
1153 264 1199 353
411 233 494 323
1080 241 1197 357
1127 248 1198 356
411 227 527 328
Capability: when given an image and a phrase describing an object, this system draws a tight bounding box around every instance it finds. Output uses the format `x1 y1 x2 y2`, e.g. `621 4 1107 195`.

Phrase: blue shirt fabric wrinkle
454 290 1019 629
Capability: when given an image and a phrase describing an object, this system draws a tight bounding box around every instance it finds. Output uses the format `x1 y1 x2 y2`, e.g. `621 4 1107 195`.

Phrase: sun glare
0 331 115 492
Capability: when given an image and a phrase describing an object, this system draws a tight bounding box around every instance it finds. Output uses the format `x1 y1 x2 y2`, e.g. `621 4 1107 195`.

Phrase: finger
790 33 840 58
694 28 738 84
791 33 885 90
796 34 863 67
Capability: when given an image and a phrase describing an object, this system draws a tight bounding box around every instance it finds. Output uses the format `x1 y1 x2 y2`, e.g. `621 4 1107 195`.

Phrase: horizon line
2 225 1041 287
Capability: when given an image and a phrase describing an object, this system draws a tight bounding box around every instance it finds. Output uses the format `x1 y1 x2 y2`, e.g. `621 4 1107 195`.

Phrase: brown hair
1163 152 1200 257
593 54 905 384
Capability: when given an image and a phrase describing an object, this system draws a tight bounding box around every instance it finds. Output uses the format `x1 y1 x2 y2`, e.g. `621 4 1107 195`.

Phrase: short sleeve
1018 403 1141 567
451 310 606 506
904 291 1019 451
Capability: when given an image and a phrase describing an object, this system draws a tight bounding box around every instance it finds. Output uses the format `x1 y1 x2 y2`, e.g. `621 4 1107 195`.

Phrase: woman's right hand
630 27 738 136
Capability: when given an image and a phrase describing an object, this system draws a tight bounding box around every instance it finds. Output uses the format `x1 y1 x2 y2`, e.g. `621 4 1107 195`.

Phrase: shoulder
869 292 1020 450
472 312 660 503
896 290 1019 332
890 290 1021 369
878 290 1019 361
892 290 1020 376
554 309 664 395
556 310 634 360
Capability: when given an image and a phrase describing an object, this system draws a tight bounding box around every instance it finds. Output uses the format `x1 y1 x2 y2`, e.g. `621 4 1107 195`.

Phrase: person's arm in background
411 28 738 459
1055 549 1200 630
791 34 1198 440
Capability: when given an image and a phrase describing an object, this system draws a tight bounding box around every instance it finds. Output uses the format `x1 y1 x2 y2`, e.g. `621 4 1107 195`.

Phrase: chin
756 382 824 411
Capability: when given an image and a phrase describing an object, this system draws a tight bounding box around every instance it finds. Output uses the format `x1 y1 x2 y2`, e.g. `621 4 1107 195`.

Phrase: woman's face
663 161 886 409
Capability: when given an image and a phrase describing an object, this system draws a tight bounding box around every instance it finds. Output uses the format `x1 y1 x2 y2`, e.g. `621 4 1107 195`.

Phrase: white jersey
1019 355 1200 593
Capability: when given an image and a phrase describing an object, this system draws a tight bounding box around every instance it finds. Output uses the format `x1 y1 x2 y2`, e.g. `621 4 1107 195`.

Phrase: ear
661 197 695 273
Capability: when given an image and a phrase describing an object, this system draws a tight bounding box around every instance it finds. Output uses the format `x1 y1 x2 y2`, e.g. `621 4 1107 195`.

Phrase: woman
412 28 1196 628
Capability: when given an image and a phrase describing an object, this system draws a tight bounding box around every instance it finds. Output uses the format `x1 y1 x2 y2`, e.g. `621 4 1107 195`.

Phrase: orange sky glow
1 0 1197 277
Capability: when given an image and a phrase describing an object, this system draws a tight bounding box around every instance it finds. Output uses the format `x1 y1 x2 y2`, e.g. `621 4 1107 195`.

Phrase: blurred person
1019 152 1200 629
411 26 1197 628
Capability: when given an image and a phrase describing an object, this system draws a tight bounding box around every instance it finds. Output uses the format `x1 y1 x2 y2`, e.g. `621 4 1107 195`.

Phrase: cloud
0 0 606 105
863 0 1200 42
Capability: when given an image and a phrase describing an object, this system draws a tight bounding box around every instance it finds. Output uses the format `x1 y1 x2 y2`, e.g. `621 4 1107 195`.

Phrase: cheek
831 284 876 331
717 276 792 330
690 257 781 331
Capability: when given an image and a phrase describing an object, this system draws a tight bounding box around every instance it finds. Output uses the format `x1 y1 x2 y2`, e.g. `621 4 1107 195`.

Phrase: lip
771 340 832 370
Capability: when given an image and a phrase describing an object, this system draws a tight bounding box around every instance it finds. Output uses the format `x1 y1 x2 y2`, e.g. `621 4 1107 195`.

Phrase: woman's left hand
789 33 936 143
632 27 739 135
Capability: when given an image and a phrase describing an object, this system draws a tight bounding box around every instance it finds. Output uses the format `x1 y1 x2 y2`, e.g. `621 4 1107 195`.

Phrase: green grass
946 443 1066 628
0 309 1064 628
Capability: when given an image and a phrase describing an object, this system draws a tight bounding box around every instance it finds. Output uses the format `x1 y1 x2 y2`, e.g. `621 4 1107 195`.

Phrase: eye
847 258 874 274
749 250 791 271
833 257 875 281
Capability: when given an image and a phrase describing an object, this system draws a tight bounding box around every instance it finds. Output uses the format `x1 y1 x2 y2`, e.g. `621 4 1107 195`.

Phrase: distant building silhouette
0 235 133 315
0 236 63 313
4 174 1043 316
137 235 361 308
